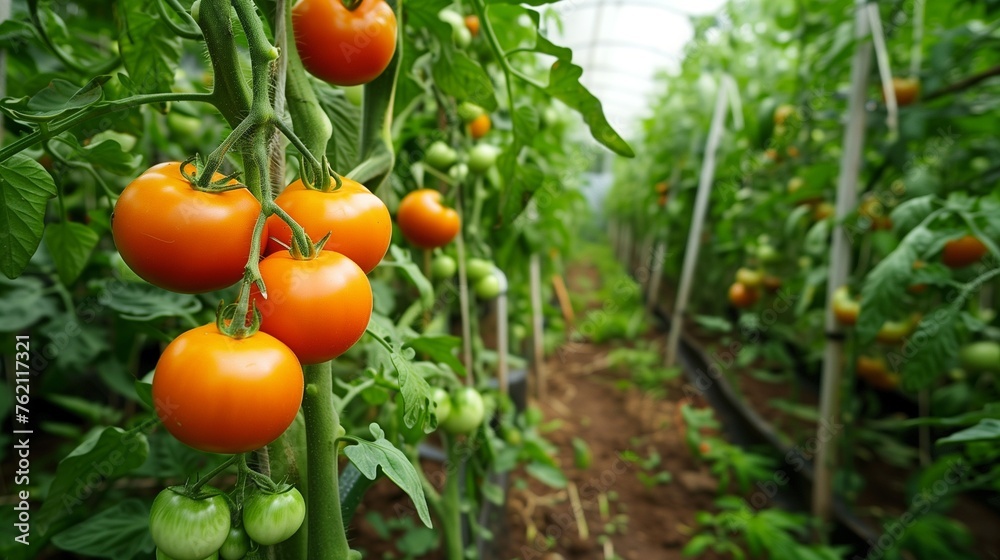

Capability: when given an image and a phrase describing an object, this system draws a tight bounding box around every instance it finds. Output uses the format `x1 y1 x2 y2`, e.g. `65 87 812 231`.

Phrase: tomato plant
396 189 461 249
252 251 373 364
293 0 398 86
112 162 265 293
265 176 392 273
153 324 304 454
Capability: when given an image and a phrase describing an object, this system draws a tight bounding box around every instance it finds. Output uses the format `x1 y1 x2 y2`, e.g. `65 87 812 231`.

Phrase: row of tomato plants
608 0 999 557
0 0 629 559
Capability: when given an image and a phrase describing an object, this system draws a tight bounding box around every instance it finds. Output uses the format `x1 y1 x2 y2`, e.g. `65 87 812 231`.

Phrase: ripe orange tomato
887 77 920 106
293 0 397 86
655 181 670 194
251 251 373 365
265 177 391 273
762 275 783 293
397 189 461 249
856 355 900 390
112 162 265 294
728 282 759 309
941 235 988 268
812 201 835 221
153 324 303 453
464 15 480 36
469 114 491 140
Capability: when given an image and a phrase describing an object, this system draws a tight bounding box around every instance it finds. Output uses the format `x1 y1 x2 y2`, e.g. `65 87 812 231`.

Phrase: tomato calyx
178 156 245 193
297 156 341 193
341 0 364 10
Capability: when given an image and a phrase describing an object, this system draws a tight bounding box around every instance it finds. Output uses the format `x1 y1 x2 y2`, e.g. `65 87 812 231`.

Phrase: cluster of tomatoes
727 266 782 309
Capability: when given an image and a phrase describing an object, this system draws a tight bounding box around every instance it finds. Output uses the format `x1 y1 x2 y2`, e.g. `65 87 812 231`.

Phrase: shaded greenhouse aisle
503 258 728 560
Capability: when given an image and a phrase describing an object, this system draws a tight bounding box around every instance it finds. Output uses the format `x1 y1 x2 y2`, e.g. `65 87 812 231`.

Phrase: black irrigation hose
649 307 881 555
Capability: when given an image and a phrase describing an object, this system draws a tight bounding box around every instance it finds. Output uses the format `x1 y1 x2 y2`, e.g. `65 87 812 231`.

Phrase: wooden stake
665 75 736 367
813 0 872 525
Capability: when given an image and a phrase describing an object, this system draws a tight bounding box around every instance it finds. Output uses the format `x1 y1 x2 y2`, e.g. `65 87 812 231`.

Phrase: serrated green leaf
36 427 149 534
117 0 182 94
389 245 434 308
432 50 497 111
891 195 936 234
525 462 567 488
857 227 934 342
404 335 466 377
938 419 1000 445
0 154 57 279
343 423 432 528
0 276 59 331
92 280 202 322
44 222 99 284
0 77 109 123
50 499 154 559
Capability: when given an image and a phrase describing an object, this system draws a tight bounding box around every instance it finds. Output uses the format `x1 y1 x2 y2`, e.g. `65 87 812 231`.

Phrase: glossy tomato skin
959 341 1000 373
728 282 759 309
265 178 391 273
469 114 491 140
112 162 265 294
150 487 231 560
243 488 306 546
397 189 461 249
252 251 373 365
153 324 303 454
219 526 250 560
293 0 397 86
941 235 988 268
441 387 485 435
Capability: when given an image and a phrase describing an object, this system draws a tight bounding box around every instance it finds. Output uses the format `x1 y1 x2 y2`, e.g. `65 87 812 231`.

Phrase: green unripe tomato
150 487 230 560
448 162 469 183
504 428 523 446
431 255 458 279
453 25 472 47
511 323 528 341
243 488 306 546
425 141 458 170
433 388 452 424
474 274 502 299
157 550 218 560
441 387 485 434
756 244 780 263
219 526 250 560
457 101 485 123
468 144 500 173
342 85 364 107
959 341 1000 373
466 258 493 281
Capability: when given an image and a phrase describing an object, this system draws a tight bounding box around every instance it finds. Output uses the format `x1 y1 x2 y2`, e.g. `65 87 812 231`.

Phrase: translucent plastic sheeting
549 0 728 138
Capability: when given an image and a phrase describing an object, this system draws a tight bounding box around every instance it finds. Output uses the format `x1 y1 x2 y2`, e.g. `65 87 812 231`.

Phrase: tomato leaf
432 50 497 112
405 335 467 377
390 352 436 432
0 275 59 331
134 381 154 410
857 226 934 343
0 154 57 279
937 419 1000 446
525 462 567 489
389 245 434 309
50 499 154 559
117 0 182 94
44 222 99 285
92 281 203 322
36 426 149 534
343 423 433 528
0 76 109 123
890 195 936 234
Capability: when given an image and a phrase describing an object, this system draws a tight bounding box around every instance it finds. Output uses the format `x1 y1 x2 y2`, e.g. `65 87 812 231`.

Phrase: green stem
281 0 333 162
441 434 464 560
190 454 241 494
197 0 252 126
302 362 352 559
0 92 213 163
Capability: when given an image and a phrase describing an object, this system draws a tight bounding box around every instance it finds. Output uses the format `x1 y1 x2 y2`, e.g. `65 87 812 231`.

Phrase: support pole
812 0 872 526
664 76 735 367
